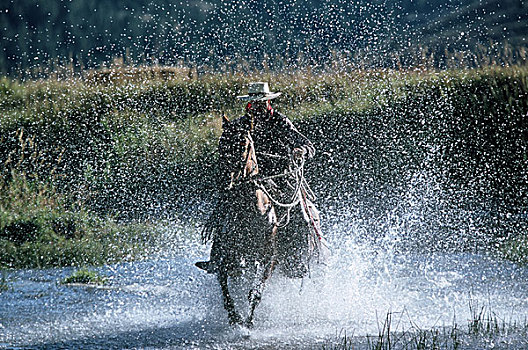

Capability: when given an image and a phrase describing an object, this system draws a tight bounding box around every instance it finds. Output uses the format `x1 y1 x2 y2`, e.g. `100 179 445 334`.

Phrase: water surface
1 229 528 349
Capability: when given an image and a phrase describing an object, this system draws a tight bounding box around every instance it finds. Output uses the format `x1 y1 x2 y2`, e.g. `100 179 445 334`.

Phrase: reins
225 132 316 229
255 151 315 201
253 153 315 228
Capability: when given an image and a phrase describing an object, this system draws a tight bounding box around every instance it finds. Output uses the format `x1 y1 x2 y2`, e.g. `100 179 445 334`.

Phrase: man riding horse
197 82 326 278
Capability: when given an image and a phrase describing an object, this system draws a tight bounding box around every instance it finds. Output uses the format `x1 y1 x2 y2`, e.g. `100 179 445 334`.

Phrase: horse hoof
236 324 252 338
244 319 255 329
228 312 244 326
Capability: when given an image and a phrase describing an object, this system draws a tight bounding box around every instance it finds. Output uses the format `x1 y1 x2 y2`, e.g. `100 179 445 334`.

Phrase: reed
328 305 528 349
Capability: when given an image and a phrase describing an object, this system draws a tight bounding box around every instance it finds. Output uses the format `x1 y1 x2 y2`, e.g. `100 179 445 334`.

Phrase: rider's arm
272 112 315 158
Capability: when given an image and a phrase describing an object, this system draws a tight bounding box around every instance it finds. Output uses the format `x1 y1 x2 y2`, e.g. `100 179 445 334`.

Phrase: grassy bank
1 64 527 268
0 170 155 269
301 66 528 253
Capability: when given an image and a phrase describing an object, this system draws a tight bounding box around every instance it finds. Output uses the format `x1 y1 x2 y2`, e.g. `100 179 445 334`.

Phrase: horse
198 115 328 327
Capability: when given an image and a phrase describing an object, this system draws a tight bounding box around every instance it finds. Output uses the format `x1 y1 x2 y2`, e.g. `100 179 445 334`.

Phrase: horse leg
246 226 278 328
217 268 243 325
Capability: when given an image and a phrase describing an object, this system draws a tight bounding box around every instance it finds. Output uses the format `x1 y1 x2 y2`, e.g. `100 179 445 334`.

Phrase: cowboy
197 82 325 277
235 82 315 179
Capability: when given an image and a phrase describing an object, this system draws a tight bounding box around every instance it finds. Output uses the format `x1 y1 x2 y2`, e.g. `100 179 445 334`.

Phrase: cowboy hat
237 82 282 101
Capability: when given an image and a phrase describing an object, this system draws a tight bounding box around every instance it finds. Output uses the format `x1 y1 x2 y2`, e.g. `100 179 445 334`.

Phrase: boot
195 260 218 274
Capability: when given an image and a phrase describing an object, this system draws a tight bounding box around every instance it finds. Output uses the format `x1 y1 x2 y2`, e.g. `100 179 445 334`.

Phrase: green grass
0 217 154 269
61 268 107 285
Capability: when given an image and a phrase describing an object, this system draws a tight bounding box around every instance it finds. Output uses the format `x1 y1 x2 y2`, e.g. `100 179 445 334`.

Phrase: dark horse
198 115 327 327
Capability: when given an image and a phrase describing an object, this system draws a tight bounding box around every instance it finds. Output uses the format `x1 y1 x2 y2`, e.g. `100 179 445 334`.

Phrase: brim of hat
237 92 282 101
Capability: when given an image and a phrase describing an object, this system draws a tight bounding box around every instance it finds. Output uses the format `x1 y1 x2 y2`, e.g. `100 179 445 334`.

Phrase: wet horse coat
206 116 278 326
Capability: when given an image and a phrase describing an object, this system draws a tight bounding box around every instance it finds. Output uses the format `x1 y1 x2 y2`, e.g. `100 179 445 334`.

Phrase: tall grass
1 63 527 267
0 127 156 268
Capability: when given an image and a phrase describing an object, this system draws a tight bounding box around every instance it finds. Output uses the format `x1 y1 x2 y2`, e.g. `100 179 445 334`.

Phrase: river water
1 222 528 349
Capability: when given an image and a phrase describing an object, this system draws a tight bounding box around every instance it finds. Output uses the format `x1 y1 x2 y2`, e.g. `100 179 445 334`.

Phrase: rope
255 151 288 159
256 152 316 202
254 154 309 227
204 139 317 238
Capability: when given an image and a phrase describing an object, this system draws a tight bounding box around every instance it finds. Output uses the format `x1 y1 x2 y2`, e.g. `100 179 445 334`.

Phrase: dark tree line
1 0 527 75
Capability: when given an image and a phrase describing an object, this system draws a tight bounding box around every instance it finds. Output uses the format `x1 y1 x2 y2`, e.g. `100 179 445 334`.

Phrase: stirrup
195 260 218 274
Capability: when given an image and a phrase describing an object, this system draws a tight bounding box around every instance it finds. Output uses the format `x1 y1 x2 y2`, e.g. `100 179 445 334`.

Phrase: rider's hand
293 147 306 161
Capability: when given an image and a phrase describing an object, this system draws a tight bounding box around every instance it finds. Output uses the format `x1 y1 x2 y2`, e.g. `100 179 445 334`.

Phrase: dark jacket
233 110 315 178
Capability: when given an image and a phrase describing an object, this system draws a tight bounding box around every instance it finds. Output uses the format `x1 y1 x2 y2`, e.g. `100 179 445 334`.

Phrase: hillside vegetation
1 64 527 268
1 0 527 74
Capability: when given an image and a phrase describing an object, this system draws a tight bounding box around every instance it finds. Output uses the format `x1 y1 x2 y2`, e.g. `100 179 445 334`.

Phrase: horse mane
201 117 258 243
218 117 258 189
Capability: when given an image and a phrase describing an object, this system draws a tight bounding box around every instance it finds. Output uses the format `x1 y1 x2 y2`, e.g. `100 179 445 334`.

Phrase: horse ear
222 115 230 128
